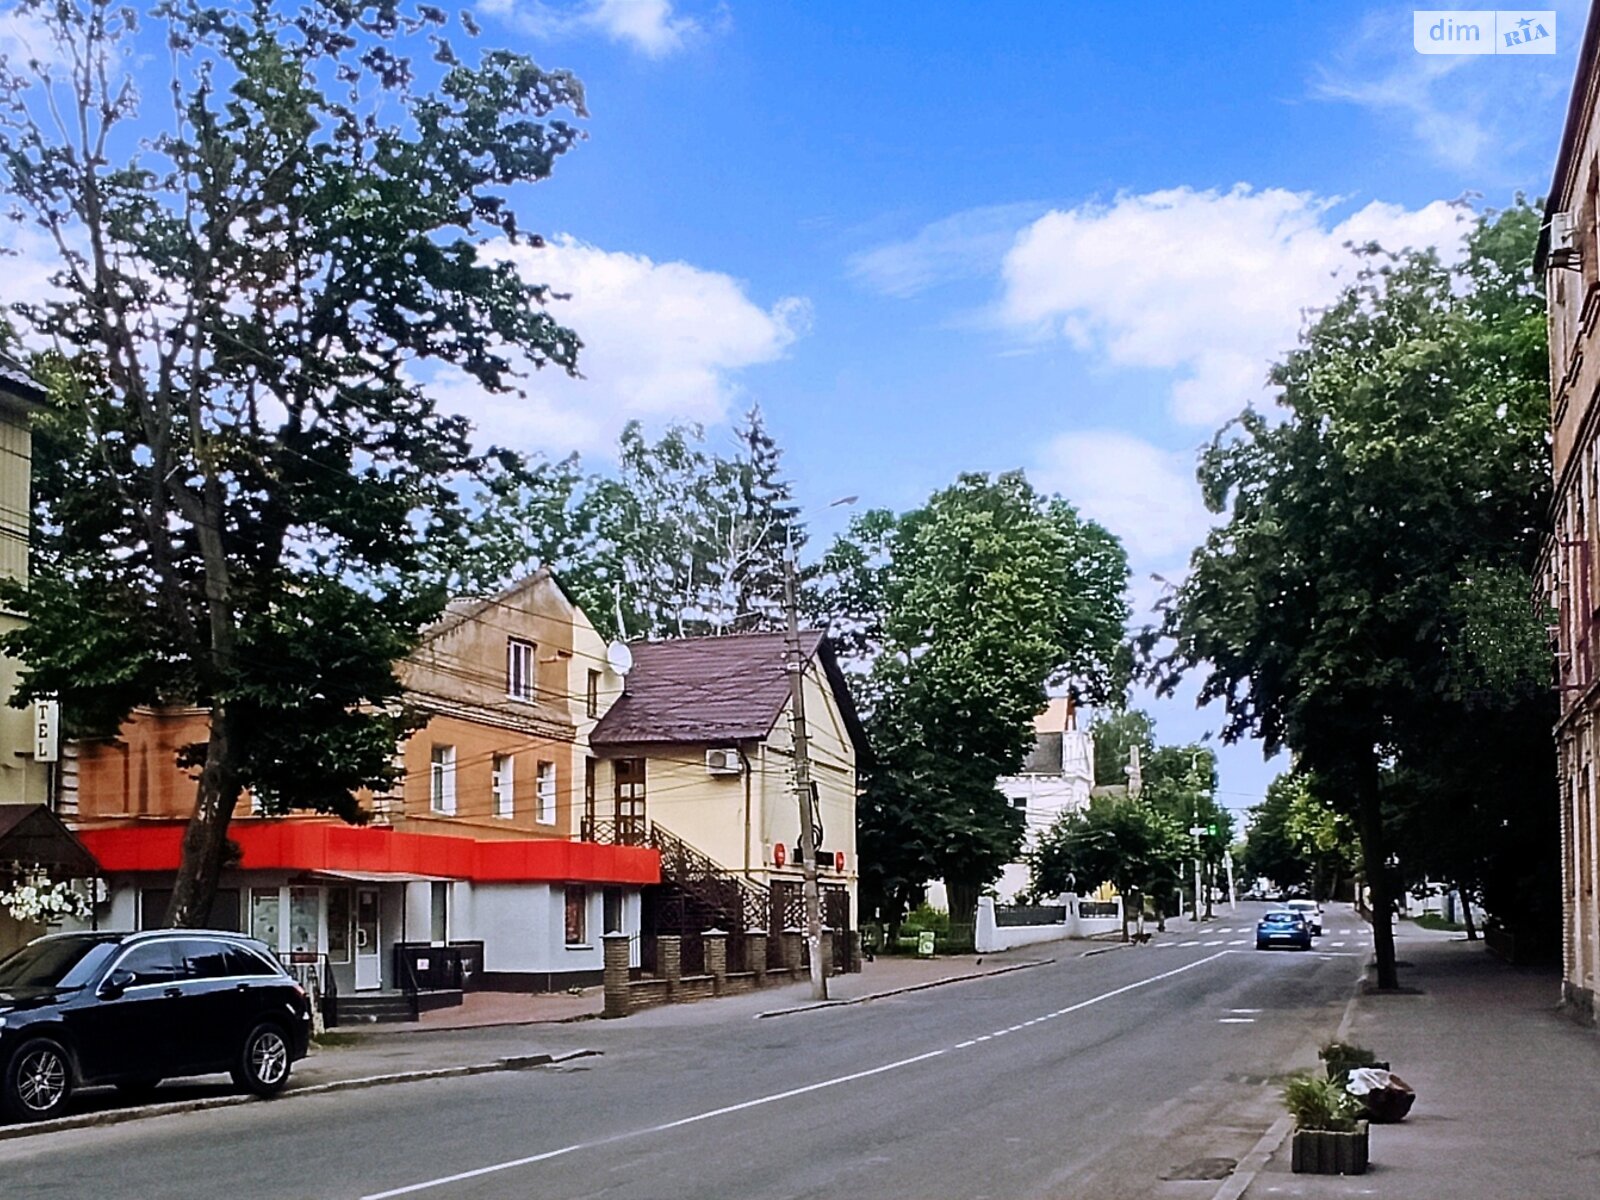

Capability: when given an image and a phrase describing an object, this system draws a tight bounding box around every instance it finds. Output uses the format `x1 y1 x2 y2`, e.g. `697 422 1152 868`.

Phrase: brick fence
603 928 857 1018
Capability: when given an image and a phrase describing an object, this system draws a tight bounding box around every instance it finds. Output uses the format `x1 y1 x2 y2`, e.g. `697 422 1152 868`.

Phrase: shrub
1283 1072 1360 1132
1319 1041 1378 1086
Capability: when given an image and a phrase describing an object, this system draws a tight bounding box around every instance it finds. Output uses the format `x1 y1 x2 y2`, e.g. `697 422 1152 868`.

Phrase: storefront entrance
355 886 380 991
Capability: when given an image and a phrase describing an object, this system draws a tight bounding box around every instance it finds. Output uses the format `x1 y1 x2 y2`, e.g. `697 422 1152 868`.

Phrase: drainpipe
739 746 753 878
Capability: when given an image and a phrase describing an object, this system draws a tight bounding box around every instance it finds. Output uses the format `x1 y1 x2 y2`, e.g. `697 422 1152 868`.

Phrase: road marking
1181 940 1200 946
1330 941 1346 948
1204 940 1225 946
359 951 1235 1200
1217 1017 1255 1024
1228 1008 1262 1014
1228 939 1247 946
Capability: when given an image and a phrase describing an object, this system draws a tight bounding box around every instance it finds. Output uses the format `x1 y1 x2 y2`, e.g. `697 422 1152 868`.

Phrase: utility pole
783 555 828 1001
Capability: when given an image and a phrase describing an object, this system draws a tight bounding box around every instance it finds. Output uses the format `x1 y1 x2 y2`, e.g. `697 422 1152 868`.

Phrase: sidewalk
1240 927 1600 1200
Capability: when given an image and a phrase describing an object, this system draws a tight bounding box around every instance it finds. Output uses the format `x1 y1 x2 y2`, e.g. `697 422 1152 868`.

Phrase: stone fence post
746 929 768 985
602 932 631 1019
782 928 804 977
658 934 682 998
704 929 728 995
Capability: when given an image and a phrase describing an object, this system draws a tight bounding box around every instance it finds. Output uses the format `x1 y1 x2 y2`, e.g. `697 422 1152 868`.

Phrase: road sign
917 930 936 958
1189 825 1206 837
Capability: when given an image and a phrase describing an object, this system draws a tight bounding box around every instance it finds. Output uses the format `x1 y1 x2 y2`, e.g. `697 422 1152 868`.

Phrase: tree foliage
1146 201 1554 985
1088 707 1155 788
458 408 805 639
0 1 587 924
818 471 1130 928
1030 795 1187 938
1242 772 1358 898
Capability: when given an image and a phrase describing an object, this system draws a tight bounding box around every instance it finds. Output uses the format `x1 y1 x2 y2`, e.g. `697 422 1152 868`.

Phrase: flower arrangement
1 872 92 924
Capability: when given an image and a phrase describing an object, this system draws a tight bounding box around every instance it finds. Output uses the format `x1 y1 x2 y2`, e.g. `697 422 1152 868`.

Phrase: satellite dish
606 640 633 676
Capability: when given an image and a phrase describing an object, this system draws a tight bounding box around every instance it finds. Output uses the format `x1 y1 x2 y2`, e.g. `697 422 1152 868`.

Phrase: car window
176 939 233 980
115 940 183 986
222 944 279 978
0 937 114 989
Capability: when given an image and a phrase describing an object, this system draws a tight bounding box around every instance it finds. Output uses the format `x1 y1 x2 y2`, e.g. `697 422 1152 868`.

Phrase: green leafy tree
0 1 586 925
723 404 805 633
1146 202 1552 987
821 471 1130 929
1242 772 1358 899
1089 707 1156 788
1143 744 1233 916
1030 795 1187 940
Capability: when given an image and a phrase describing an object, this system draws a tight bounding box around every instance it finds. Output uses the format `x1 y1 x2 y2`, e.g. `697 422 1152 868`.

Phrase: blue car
1256 911 1313 951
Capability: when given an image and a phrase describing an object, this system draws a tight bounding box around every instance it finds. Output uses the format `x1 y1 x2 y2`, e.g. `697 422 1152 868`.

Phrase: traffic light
1207 823 1218 837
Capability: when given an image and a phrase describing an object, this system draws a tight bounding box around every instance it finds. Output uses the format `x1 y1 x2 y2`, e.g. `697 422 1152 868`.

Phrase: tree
1143 744 1233 917
1031 795 1187 941
1146 202 1552 988
1242 772 1357 899
1089 708 1155 788
0 2 587 925
723 404 805 633
820 471 1130 929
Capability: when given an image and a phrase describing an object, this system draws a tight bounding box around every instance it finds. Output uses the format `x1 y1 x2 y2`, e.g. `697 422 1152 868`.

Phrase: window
430 882 450 944
177 938 233 980
492 753 515 819
430 745 456 814
326 887 352 964
115 941 182 987
250 888 281 950
507 637 536 701
583 757 597 835
603 886 623 935
586 669 600 718
536 760 557 824
565 886 588 945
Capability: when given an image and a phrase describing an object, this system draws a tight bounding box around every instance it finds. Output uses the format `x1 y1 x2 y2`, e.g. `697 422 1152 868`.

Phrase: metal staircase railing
647 821 770 932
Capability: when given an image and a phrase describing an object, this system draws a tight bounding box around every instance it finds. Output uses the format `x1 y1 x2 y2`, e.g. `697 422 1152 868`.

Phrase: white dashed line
1204 940 1225 947
1228 1008 1262 1014
1330 941 1347 948
1228 939 1247 946
1218 1017 1256 1024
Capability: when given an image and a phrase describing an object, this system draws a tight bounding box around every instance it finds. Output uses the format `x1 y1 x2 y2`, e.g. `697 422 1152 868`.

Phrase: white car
1285 899 1323 935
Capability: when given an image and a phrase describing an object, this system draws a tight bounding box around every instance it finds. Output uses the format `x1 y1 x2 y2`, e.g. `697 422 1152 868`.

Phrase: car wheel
3 1037 73 1123
114 1078 163 1102
232 1022 292 1098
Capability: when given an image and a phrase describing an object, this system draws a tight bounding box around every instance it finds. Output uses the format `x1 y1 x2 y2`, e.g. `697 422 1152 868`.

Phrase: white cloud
479 0 703 58
441 235 807 454
1034 430 1210 567
997 186 1467 426
0 8 68 72
847 202 1048 298
1311 3 1585 172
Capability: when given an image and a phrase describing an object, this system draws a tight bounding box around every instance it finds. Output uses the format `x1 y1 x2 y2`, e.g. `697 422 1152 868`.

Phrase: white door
355 887 380 991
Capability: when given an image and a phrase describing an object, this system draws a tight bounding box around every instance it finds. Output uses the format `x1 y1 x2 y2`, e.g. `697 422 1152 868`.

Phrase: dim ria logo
1414 10 1554 54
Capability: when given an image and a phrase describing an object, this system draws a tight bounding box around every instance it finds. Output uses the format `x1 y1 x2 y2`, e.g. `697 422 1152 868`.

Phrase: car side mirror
99 967 137 998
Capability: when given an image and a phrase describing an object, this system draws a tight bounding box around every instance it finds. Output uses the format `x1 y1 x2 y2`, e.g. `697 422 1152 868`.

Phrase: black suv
0 929 312 1122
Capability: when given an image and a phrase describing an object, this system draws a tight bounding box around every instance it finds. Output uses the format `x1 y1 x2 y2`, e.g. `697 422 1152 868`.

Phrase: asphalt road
3 903 1367 1200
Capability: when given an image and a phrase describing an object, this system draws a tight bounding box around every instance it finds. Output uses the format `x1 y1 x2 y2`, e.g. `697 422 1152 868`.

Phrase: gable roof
590 630 869 760
0 804 100 877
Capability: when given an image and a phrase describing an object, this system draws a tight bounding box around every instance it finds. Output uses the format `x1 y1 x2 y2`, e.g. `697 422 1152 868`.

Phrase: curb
756 959 1051 1018
1207 1116 1293 1200
0 1048 599 1142
1080 942 1134 958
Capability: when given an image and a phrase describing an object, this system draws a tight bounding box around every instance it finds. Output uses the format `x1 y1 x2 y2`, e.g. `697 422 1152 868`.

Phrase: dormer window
507 638 535 701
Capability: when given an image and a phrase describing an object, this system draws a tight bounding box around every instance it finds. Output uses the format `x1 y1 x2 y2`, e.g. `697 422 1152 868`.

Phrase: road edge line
0 1049 598 1142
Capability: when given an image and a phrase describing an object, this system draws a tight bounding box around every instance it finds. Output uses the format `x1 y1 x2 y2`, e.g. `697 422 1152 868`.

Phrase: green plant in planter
1319 1041 1379 1087
1283 1073 1360 1132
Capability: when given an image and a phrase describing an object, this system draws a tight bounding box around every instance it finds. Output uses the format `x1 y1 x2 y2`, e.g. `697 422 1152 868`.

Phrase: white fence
975 894 1124 952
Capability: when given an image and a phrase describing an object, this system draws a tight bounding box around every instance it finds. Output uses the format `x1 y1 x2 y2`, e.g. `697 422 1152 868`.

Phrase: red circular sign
773 843 787 868
834 851 845 872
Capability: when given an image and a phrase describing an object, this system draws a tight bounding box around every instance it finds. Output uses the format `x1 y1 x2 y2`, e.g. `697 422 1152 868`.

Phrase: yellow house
589 630 867 928
0 352 50 809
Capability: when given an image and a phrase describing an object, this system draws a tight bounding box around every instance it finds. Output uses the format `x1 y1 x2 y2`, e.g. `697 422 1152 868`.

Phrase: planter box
1291 1122 1370 1175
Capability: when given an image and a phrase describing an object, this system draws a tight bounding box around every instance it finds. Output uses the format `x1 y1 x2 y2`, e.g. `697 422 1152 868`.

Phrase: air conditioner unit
705 747 742 776
1549 211 1580 270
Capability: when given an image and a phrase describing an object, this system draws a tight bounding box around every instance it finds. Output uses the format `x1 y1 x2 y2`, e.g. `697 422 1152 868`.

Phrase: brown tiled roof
590 630 868 756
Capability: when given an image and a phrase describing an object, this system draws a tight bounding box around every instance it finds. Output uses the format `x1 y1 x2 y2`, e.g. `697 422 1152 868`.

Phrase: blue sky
3 1 1588 816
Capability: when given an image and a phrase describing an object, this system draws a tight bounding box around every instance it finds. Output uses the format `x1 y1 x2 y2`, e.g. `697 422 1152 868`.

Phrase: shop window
565 885 588 945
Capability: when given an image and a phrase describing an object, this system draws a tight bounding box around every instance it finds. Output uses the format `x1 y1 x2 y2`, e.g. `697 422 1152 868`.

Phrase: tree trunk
1352 755 1399 990
946 879 979 933
1457 882 1479 941
166 704 242 928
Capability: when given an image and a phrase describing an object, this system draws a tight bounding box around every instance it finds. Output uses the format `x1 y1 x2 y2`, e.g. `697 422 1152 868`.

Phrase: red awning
76 820 660 886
